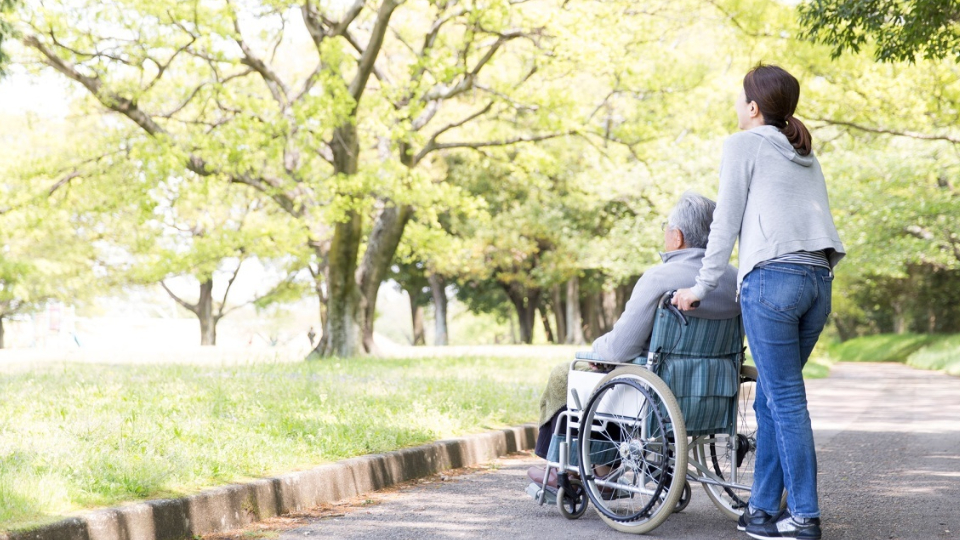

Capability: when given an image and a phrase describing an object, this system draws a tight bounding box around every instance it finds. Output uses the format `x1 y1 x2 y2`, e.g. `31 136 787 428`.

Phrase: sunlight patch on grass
0 355 555 531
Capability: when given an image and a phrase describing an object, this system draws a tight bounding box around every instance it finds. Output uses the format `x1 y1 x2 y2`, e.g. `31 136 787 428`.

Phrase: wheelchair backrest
648 308 744 359
647 302 745 436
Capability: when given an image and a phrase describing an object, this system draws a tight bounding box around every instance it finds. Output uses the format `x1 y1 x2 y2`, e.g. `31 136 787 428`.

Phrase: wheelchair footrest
526 482 557 506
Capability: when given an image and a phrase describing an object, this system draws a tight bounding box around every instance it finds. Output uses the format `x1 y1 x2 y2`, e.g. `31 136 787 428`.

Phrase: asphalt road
260 363 959 540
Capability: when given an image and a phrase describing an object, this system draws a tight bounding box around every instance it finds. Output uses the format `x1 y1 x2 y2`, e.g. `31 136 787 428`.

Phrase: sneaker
738 505 773 531
746 509 822 540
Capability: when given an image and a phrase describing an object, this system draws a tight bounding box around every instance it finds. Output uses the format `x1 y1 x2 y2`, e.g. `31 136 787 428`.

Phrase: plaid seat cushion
650 310 744 437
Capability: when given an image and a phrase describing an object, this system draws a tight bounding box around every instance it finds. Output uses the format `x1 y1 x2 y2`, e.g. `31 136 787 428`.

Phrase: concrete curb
3 424 538 540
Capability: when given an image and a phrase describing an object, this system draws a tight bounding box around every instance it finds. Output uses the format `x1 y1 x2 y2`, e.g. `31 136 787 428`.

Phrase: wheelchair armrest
572 351 647 371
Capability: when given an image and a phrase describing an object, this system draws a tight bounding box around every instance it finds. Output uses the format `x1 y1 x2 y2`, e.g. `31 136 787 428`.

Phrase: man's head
663 192 716 251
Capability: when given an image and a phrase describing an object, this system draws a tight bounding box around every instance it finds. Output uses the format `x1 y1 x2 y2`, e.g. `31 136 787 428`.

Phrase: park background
1 0 959 532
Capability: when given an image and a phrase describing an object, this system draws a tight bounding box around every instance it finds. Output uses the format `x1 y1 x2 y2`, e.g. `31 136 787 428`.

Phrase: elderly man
529 192 740 485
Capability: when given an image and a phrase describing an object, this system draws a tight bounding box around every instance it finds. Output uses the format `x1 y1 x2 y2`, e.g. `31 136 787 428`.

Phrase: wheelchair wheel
694 363 759 519
578 366 688 534
673 480 692 512
556 478 588 519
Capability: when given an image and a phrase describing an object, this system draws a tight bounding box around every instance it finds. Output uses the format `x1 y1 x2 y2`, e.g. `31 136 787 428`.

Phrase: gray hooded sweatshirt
690 125 846 300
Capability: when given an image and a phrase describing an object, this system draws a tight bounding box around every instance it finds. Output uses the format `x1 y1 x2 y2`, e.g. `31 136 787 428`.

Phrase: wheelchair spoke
578 368 687 532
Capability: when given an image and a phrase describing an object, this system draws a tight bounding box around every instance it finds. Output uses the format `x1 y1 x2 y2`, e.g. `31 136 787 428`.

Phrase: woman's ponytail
743 64 813 156
783 114 812 156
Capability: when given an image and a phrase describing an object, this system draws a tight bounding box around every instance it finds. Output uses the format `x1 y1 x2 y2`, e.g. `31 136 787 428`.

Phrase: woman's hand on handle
671 288 701 311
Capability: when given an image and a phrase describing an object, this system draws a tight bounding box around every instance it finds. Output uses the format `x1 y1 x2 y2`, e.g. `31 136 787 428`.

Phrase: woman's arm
677 134 758 308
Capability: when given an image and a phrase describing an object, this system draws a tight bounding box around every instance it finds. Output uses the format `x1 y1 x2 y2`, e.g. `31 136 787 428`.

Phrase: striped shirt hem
758 250 831 270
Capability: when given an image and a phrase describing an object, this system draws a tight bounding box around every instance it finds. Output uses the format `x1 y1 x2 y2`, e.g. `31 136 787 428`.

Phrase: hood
751 125 814 167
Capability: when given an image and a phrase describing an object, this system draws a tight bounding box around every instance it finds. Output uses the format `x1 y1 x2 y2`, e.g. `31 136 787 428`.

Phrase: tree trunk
198 278 216 346
892 300 906 335
429 272 448 346
552 285 567 344
308 272 329 358
582 293 602 342
323 210 364 357
504 285 541 345
519 298 539 344
358 204 415 354
0 316 5 349
410 301 425 346
615 278 637 319
321 123 365 358
833 316 857 342
564 277 585 344
539 306 555 343
601 288 618 335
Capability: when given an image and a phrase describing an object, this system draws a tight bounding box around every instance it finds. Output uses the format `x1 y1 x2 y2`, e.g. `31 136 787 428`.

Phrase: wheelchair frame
530 292 759 534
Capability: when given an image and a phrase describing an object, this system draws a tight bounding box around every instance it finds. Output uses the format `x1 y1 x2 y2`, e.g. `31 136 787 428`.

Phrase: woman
672 64 844 540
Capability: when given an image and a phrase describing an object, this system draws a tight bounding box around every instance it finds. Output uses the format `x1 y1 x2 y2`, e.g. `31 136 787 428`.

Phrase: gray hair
667 192 716 249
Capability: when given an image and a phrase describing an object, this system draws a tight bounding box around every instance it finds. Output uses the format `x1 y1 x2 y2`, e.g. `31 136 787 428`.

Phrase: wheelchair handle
661 290 699 326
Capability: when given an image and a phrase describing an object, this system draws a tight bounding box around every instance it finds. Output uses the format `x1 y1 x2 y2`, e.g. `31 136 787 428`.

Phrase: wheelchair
528 291 759 534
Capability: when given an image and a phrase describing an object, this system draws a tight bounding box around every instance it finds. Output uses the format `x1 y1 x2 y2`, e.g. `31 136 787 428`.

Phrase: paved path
247 363 960 539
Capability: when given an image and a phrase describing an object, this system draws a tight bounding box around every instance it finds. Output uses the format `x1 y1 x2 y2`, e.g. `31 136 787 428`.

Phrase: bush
906 335 960 376
827 333 942 363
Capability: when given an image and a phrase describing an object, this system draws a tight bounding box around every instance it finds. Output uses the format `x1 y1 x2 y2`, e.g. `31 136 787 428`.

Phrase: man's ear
676 229 686 250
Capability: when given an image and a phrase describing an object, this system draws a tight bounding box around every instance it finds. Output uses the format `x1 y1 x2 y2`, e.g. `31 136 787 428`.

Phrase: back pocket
758 265 806 312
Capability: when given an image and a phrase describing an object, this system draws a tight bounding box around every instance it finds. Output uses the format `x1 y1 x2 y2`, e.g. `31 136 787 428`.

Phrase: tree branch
217 270 299 321
48 171 81 196
810 117 960 145
413 101 494 164
24 35 166 137
25 33 308 216
161 281 199 315
229 4 290 107
421 29 525 102
216 257 245 319
343 29 391 84
417 130 575 162
332 0 366 36
142 36 196 94
348 0 402 103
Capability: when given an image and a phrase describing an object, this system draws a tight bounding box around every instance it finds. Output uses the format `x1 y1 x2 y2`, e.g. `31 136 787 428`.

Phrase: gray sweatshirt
690 126 846 300
592 248 739 362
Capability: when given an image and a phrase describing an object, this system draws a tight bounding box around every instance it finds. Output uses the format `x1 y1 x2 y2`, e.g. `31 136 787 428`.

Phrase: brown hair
743 63 812 156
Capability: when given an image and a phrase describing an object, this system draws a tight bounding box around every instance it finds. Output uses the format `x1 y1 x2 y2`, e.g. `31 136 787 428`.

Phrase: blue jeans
740 263 833 519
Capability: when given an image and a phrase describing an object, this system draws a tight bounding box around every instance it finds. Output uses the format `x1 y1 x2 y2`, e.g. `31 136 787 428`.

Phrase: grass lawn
743 339 834 379
827 333 960 376
0 339 843 532
0 355 556 531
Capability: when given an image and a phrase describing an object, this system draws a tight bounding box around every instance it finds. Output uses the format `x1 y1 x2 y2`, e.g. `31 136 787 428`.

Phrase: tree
388 260 431 345
11 0 740 357
798 0 960 62
0 112 102 348
131 182 309 346
0 207 98 348
11 0 596 357
0 0 16 76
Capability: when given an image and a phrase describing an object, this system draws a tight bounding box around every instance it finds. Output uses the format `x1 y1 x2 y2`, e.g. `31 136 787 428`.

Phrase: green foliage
0 115 101 321
0 0 16 76
827 333 940 363
4 0 960 351
798 0 960 62
905 335 960 375
826 332 960 376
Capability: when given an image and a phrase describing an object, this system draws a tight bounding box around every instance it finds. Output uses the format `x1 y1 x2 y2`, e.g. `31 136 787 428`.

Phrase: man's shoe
738 505 773 531
746 509 822 540
526 466 558 489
